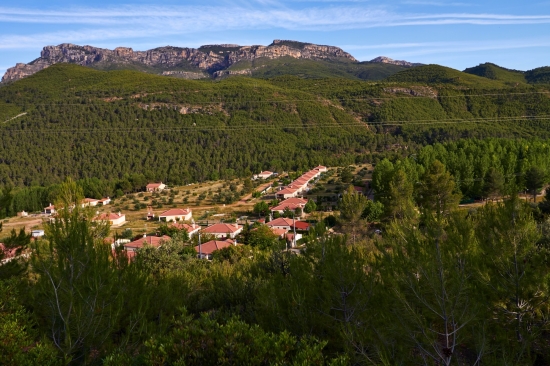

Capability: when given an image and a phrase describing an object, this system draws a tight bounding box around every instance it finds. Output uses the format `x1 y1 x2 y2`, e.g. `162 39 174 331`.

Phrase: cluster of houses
275 166 327 199
43 197 112 216
34 169 328 261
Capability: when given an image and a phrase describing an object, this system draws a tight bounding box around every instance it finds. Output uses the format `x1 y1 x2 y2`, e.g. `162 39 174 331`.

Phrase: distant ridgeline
0 55 549 187
1 39 419 83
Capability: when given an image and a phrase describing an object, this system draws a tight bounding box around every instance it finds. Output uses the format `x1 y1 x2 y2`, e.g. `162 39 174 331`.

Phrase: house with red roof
266 217 295 231
270 202 304 215
171 222 201 238
288 179 309 192
99 197 111 206
146 182 166 192
93 212 126 227
81 198 99 207
270 197 308 215
44 203 56 215
267 217 310 232
124 235 171 252
159 208 192 222
195 239 236 259
201 222 243 239
276 187 299 200
270 227 288 238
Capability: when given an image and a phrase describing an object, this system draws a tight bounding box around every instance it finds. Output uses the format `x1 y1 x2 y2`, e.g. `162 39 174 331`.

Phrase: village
2 164 376 262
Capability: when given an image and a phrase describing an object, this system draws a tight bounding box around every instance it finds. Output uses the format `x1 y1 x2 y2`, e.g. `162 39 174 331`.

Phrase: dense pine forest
2 61 550 365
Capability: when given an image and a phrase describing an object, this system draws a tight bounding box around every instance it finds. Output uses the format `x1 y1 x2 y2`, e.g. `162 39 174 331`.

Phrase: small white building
31 230 45 238
253 171 274 180
44 204 56 215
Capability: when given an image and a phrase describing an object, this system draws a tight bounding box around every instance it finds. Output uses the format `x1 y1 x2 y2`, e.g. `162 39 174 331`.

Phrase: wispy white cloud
1 5 550 27
402 1 472 6
1 5 550 50
348 38 550 62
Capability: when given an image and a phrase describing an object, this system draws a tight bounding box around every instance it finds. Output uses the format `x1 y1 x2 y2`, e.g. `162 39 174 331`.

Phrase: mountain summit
2 40 361 82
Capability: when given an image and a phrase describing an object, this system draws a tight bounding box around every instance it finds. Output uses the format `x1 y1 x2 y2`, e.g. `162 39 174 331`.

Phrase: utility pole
292 214 296 248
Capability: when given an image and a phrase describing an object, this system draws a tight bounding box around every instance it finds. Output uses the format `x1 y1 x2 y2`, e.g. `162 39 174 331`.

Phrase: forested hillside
0 63 550 188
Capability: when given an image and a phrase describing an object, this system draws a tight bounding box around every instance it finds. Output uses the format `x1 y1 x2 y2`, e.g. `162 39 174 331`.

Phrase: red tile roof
159 208 191 217
280 197 308 205
292 221 310 230
276 187 298 195
124 235 170 250
195 239 235 255
267 218 294 227
146 182 164 188
271 202 303 212
202 223 242 234
93 213 125 221
271 228 288 237
171 223 201 232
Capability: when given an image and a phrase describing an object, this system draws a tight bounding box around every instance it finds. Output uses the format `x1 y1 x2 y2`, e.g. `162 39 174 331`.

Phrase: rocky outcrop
369 56 423 67
2 40 358 83
161 71 208 79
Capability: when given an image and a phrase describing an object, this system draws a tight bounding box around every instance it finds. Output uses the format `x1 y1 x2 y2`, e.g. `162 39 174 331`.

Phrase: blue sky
1 0 550 76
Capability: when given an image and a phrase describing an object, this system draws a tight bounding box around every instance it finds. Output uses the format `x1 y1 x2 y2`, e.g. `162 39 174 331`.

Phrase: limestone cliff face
369 56 422 67
2 39 357 83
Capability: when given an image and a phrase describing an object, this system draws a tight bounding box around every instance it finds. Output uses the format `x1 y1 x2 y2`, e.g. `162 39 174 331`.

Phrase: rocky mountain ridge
2 40 425 83
2 40 364 83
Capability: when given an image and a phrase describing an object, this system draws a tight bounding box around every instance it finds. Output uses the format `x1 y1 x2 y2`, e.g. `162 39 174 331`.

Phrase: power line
2 115 550 134
12 91 550 106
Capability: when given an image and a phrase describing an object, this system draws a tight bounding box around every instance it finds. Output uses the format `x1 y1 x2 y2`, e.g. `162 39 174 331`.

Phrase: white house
171 222 201 238
201 223 243 239
276 187 299 200
159 208 192 222
266 217 294 231
44 204 56 215
267 217 310 232
146 182 166 192
99 197 111 206
93 212 126 227
195 239 236 260
81 198 99 207
314 165 328 173
124 235 170 252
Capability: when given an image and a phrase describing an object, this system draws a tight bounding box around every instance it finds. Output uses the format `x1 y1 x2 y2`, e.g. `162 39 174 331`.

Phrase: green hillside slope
463 63 526 84
525 67 550 84
224 57 406 80
1 63 550 187
385 64 506 87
